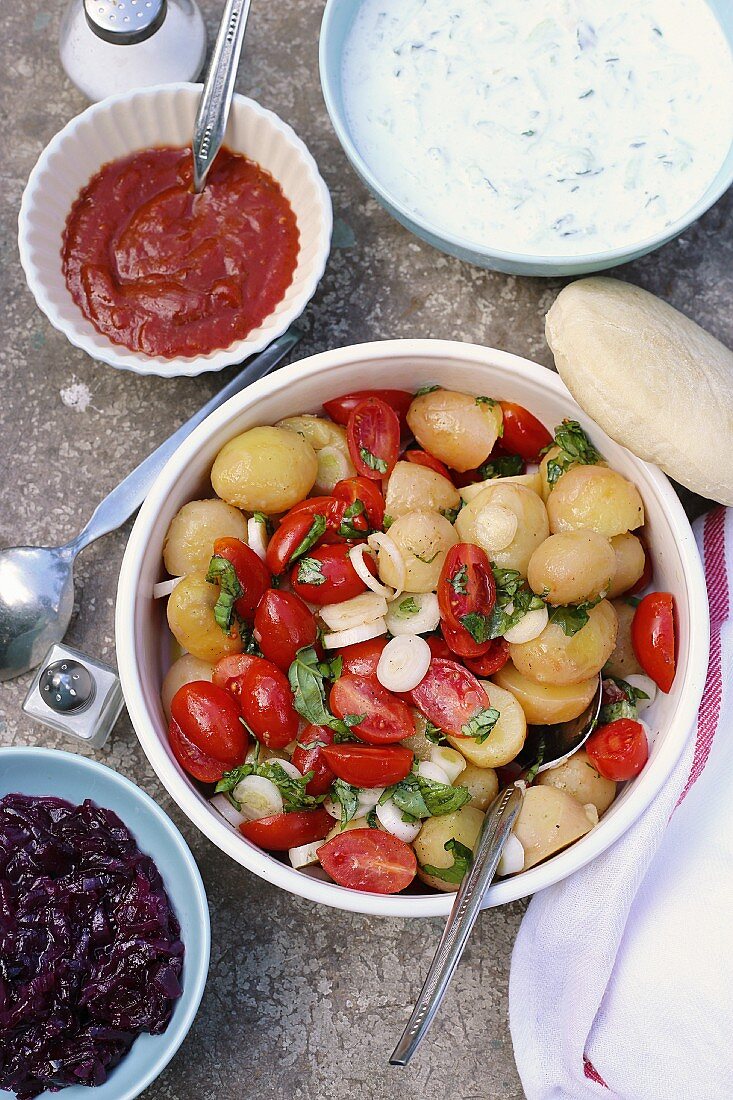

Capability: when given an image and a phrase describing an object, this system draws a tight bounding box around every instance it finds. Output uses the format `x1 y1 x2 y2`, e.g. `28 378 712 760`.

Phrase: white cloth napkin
509 506 731 1100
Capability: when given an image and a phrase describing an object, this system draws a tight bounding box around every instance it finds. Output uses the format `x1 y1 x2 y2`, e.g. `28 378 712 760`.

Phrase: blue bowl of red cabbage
0 748 209 1100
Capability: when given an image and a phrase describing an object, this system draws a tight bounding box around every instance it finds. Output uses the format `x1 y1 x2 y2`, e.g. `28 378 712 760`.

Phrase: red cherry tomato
238 656 300 749
169 681 247 781
322 744 414 787
627 538 653 597
442 619 493 659
324 389 413 433
290 543 376 606
330 673 414 744
410 659 491 738
266 511 327 575
292 725 336 796
253 589 318 671
211 537 271 623
463 638 510 677
498 401 553 463
333 476 385 528
404 449 452 481
631 592 676 693
339 636 388 676
586 718 649 781
437 544 496 656
317 829 417 894
240 809 333 851
280 496 359 543
347 397 401 481
212 653 257 696
427 634 452 660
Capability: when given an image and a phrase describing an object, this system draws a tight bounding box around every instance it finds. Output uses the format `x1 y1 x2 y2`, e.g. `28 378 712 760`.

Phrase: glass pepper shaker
59 0 207 102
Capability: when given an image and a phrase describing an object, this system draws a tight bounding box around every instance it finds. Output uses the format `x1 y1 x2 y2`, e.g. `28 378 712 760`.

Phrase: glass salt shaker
59 0 207 102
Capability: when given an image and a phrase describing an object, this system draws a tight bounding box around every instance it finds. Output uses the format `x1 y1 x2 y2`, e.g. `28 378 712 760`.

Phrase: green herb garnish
398 596 420 615
216 760 322 813
475 396 497 407
449 565 468 595
415 384 440 396
338 499 367 539
290 515 327 562
331 779 360 827
461 706 500 743
477 454 524 480
297 556 326 586
543 420 603 487
360 447 388 474
206 555 243 633
421 839 474 884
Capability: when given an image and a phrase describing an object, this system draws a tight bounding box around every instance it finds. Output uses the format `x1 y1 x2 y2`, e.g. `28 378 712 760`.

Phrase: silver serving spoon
192 0 252 193
0 328 301 682
390 675 603 1066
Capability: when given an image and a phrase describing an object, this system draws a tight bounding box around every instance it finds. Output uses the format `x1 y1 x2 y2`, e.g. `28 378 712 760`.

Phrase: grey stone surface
0 2 728 1097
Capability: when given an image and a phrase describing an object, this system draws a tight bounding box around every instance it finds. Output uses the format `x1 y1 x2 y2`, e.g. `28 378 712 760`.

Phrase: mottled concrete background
1 2 730 1097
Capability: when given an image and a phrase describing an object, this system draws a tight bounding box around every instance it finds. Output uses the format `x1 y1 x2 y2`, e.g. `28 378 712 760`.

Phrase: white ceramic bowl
18 83 332 377
116 340 710 916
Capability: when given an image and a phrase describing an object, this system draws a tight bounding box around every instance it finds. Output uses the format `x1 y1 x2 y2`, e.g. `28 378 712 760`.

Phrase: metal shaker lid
84 0 167 45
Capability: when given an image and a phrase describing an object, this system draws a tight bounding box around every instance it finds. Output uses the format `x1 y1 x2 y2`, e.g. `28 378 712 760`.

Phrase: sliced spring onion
288 841 322 870
210 792 247 829
315 445 355 493
357 787 385 814
377 635 431 693
322 618 388 650
475 503 518 553
503 604 549 644
273 759 303 781
368 531 406 599
496 833 524 876
232 775 283 820
417 760 452 786
429 746 467 785
385 591 440 636
153 577 181 599
376 798 422 843
319 591 388 632
348 543 395 599
624 674 657 711
247 516 269 560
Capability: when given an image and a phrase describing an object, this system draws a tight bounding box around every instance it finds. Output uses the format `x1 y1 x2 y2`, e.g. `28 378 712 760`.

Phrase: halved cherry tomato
347 397 400 481
442 619 492 659
586 718 649 781
238 656 300 749
333 476 385 528
279 496 345 544
438 544 496 641
324 389 413 433
212 653 257 696
410 659 491 738
292 725 335 796
498 401 553 463
253 589 318 671
463 639 510 677
266 511 328 575
404 449 452 481
627 537 653 597
339 637 388 676
631 592 676 693
169 681 247 782
330 673 414 744
427 634 453 660
317 829 417 893
322 744 414 787
241 809 333 851
212 537 271 623
291 543 376 606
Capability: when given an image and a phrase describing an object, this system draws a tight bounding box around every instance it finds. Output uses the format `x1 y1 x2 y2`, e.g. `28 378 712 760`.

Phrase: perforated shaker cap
84 0 167 45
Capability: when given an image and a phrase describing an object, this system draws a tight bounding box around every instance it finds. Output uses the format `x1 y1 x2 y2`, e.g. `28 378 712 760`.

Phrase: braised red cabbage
0 794 184 1099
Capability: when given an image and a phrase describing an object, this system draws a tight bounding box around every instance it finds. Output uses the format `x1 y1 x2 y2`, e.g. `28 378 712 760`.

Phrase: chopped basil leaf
206 555 243 633
599 700 638 724
239 621 263 655
215 763 252 793
626 595 642 608
366 808 380 829
461 706 500 743
290 515 327 563
331 779 359 827
543 419 603 487
423 719 447 745
449 565 468 595
297 556 326 586
415 384 440 396
398 596 420 615
440 506 461 524
459 611 492 645
296 738 327 751
331 713 366 740
359 447 388 475
548 596 602 637
477 454 524 480
421 838 473 884
524 736 546 785
252 511 273 535
475 396 497 407
338 498 367 539
216 760 323 812
322 655 343 682
414 549 439 564
383 514 394 529
488 564 546 639
288 646 333 727
391 773 471 820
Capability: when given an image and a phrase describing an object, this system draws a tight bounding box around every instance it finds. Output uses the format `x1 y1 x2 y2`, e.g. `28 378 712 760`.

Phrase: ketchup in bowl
62 146 299 359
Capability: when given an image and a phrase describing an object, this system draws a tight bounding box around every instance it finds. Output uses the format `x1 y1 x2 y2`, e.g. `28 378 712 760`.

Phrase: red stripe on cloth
583 1056 609 1088
676 507 728 809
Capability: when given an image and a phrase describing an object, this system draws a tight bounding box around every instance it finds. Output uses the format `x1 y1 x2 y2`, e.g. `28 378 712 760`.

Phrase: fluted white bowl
18 83 332 377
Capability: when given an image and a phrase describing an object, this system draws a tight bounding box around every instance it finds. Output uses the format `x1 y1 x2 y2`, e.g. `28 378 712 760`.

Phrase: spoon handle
66 327 302 556
389 785 524 1067
192 0 252 193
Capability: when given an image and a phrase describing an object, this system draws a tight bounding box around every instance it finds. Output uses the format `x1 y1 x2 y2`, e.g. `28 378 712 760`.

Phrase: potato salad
157 385 676 895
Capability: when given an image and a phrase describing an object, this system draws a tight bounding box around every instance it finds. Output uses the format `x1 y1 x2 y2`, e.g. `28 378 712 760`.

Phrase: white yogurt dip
342 0 733 255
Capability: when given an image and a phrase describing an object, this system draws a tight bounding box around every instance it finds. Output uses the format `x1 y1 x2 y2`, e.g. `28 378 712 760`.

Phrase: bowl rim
0 745 210 1100
17 82 332 378
116 338 710 917
318 0 733 268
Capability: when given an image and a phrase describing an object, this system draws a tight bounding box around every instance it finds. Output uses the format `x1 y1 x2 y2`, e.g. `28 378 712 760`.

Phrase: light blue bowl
320 0 733 276
0 748 210 1100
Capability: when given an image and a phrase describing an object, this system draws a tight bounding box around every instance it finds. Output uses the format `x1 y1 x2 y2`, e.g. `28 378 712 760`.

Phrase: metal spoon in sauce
390 676 603 1066
0 327 301 681
192 0 252 193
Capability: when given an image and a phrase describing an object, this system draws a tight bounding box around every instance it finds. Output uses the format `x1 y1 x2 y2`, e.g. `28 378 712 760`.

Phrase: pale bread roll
545 277 733 506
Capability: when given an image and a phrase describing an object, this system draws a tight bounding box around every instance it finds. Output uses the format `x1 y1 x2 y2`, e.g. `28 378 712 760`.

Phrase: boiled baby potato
414 806 485 892
528 530 616 606
513 786 597 870
547 465 644 537
460 471 542 502
509 599 617 686
276 414 349 453
406 389 502 472
211 425 317 513
167 573 242 663
446 682 526 767
161 654 214 719
604 598 645 679
377 509 457 592
163 499 248 576
454 763 499 811
493 662 599 724
606 533 646 599
324 815 373 842
385 461 460 519
455 482 549 575
537 749 616 816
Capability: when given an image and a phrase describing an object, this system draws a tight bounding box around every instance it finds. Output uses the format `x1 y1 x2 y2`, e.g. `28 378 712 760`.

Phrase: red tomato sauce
62 146 299 358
